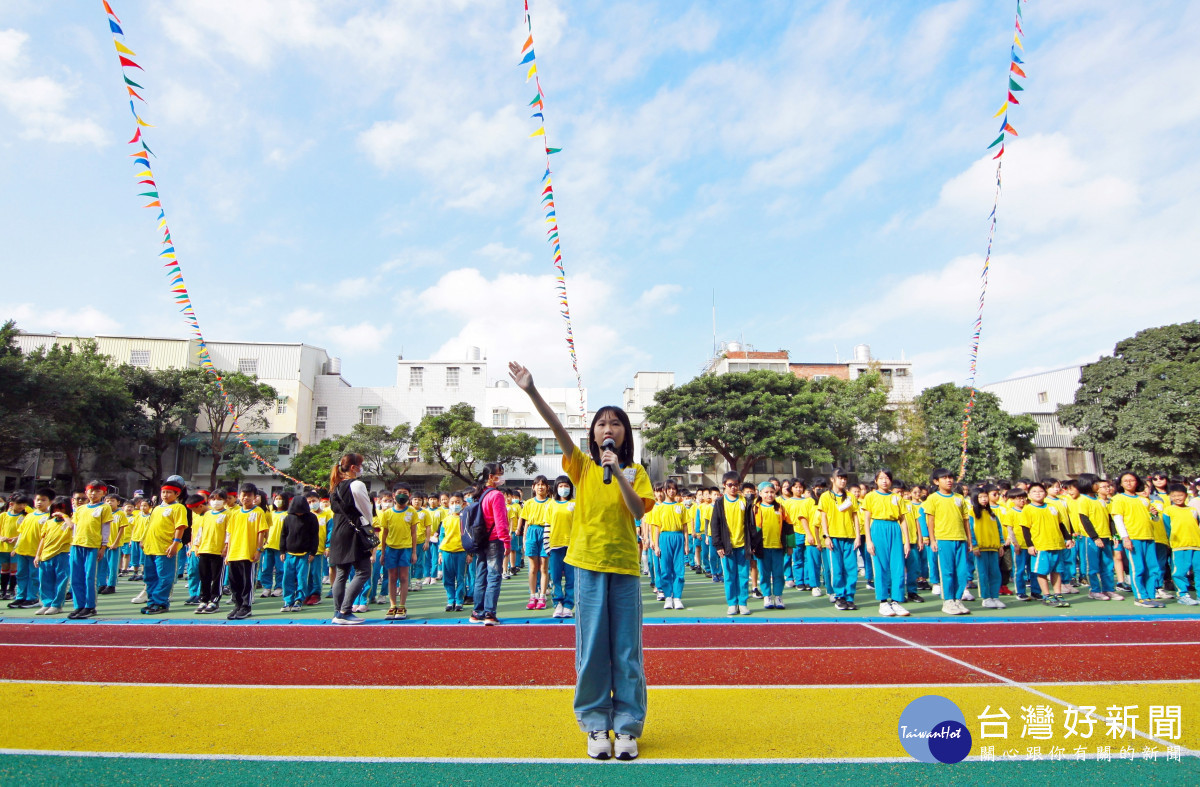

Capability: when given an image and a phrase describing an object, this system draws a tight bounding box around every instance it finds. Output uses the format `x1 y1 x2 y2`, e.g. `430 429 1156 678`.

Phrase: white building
981 365 1102 479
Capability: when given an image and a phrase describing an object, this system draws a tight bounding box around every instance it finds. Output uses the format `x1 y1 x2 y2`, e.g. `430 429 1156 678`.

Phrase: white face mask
451 503 463 514
558 486 571 498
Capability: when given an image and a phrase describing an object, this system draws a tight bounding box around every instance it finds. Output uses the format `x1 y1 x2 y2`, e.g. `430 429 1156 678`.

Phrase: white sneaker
738 604 750 615
954 600 971 615
763 596 773 610
34 606 49 615
890 601 910 617
45 606 61 615
992 598 1006 609
563 606 574 617
271 588 283 597
664 598 674 610
1156 588 1173 600
673 597 684 610
879 602 896 617
784 580 795 589
614 733 638 761
587 731 611 760
1178 594 1200 606
727 605 738 616
961 590 975 602
812 587 823 597
941 601 956 614
132 590 148 603
931 584 941 596
552 603 565 618
775 596 786 610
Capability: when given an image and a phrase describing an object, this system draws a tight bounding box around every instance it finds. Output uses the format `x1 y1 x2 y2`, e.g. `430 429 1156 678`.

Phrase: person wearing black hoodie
280 496 320 612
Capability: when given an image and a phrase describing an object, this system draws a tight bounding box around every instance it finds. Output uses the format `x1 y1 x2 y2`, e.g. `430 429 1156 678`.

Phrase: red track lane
896 619 1200 647
939 644 1200 683
0 623 894 650
0 644 989 686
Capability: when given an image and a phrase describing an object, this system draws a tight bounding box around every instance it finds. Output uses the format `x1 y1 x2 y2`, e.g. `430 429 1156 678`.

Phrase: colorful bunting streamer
101 2 303 486
520 0 585 415
959 0 1030 481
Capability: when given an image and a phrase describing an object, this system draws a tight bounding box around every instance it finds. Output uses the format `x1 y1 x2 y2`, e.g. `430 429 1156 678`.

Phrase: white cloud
636 284 683 314
2 303 120 336
476 242 532 267
0 28 105 146
283 307 324 332
326 321 393 353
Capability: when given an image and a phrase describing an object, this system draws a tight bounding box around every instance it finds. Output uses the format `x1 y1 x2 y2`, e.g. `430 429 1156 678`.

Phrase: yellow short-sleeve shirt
563 451 652 576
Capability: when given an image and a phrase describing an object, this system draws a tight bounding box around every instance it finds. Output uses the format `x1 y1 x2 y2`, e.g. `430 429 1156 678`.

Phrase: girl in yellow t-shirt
546 475 577 618
509 362 653 762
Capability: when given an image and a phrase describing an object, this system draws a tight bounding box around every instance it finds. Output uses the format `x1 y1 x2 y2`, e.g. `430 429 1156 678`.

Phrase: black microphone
602 438 616 484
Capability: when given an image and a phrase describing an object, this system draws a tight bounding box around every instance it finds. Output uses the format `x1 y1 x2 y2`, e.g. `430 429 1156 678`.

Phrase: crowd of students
2 467 1197 621
639 468 1200 616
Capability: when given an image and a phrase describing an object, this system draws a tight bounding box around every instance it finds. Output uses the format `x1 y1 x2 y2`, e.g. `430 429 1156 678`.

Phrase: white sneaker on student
991 598 1007 609
552 603 565 618
763 596 774 610
961 590 975 602
738 604 750 615
811 587 823 597
775 596 786 610
673 597 684 610
1178 594 1200 606
954 600 971 615
941 600 956 614
34 606 49 615
879 602 896 617
981 597 998 609
563 606 575 617
1156 588 1173 600
727 605 737 616
890 601 910 617
44 606 61 615
614 733 638 761
664 598 674 610
587 731 611 760
931 584 941 596
132 590 148 604
784 580 795 589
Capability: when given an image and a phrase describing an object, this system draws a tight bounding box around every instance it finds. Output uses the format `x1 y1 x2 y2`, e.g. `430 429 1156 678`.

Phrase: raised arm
509 362 575 460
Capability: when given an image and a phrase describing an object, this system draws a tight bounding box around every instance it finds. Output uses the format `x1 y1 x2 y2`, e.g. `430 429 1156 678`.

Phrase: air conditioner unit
567 416 581 426
513 418 527 427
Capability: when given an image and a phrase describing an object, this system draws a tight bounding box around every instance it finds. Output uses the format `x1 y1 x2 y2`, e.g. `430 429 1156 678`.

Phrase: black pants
332 556 372 614
197 553 223 604
228 560 254 610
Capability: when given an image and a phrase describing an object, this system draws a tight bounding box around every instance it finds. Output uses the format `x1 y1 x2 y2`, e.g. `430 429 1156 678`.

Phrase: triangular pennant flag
141 140 154 156
529 126 545 137
144 200 162 208
136 115 154 127
128 86 144 102
104 0 121 22
993 145 1004 159
1009 77 1024 92
114 40 136 56
519 50 535 66
1013 33 1023 50
1011 50 1024 65
118 55 142 70
128 128 141 144
529 93 543 106
1003 123 1018 136
988 133 1005 149
520 34 533 53
133 157 150 167
109 18 123 36
135 169 152 177
1015 18 1023 36
123 74 144 89
1007 91 1020 105
547 147 562 154
531 112 544 121
526 63 537 80
1010 62 1026 78
992 102 1008 118
1016 0 1023 19
138 191 159 198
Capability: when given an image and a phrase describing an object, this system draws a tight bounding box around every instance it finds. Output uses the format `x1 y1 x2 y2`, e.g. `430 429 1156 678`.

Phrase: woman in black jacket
328 453 375 625
279 496 319 612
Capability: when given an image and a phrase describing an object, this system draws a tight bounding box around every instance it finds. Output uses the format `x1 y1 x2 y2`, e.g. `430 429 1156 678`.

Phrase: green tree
415 403 538 485
1058 321 1200 476
643 371 834 479
289 435 349 488
192 372 279 491
22 340 140 488
345 422 414 488
914 383 1036 480
119 366 208 485
812 371 896 471
0 321 37 468
889 403 933 483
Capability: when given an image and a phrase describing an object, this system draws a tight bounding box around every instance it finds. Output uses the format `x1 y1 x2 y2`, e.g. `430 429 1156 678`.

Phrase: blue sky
2 0 1198 408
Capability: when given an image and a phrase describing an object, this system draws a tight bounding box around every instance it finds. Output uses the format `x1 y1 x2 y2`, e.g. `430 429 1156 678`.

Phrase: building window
409 367 423 388
1037 391 1049 404
276 397 288 415
813 374 829 381
425 406 444 417
492 409 508 427
314 420 327 432
895 368 908 377
540 438 564 455
238 358 258 376
361 408 378 426
278 443 291 456
316 406 328 418
446 367 460 387
129 349 151 367
408 444 420 459
880 369 893 388
473 366 482 376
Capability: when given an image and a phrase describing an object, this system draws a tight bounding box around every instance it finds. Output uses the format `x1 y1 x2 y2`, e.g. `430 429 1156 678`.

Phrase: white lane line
860 622 1198 756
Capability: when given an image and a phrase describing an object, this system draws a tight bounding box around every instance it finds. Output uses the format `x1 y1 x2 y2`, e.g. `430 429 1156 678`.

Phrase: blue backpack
460 488 501 553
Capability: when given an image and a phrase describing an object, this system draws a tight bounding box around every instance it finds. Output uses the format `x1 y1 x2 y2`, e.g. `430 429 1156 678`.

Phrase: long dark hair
588 406 635 467
969 484 993 521
477 462 505 488
330 453 364 491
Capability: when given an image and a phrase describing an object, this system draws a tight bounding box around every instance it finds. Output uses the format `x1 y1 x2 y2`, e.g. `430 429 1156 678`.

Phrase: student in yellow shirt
4 494 39 608
0 493 20 600
781 479 808 591
1163 483 1200 606
1022 481 1073 609
1111 471 1162 605
518 478 553 610
303 491 331 605
33 491 73 615
968 485 1006 610
99 492 125 595
380 483 418 621
818 468 861 612
926 468 974 616
547 475 577 618
654 481 690 611
709 473 753 615
1072 473 1122 600
861 470 910 617
510 361 653 761
137 480 188 614
439 491 468 612
66 480 113 619
128 497 151 583
258 492 290 599
193 489 229 614
754 482 792 610
224 483 271 620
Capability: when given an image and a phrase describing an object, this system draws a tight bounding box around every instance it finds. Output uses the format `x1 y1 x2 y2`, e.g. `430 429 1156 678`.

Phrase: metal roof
980 366 1083 415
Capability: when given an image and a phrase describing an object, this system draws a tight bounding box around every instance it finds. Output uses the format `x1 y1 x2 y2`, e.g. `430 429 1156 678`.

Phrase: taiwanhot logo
897 695 973 764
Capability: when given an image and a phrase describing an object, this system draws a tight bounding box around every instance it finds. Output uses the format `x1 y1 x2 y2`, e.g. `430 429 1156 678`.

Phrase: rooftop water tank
327 357 342 375
853 344 871 363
